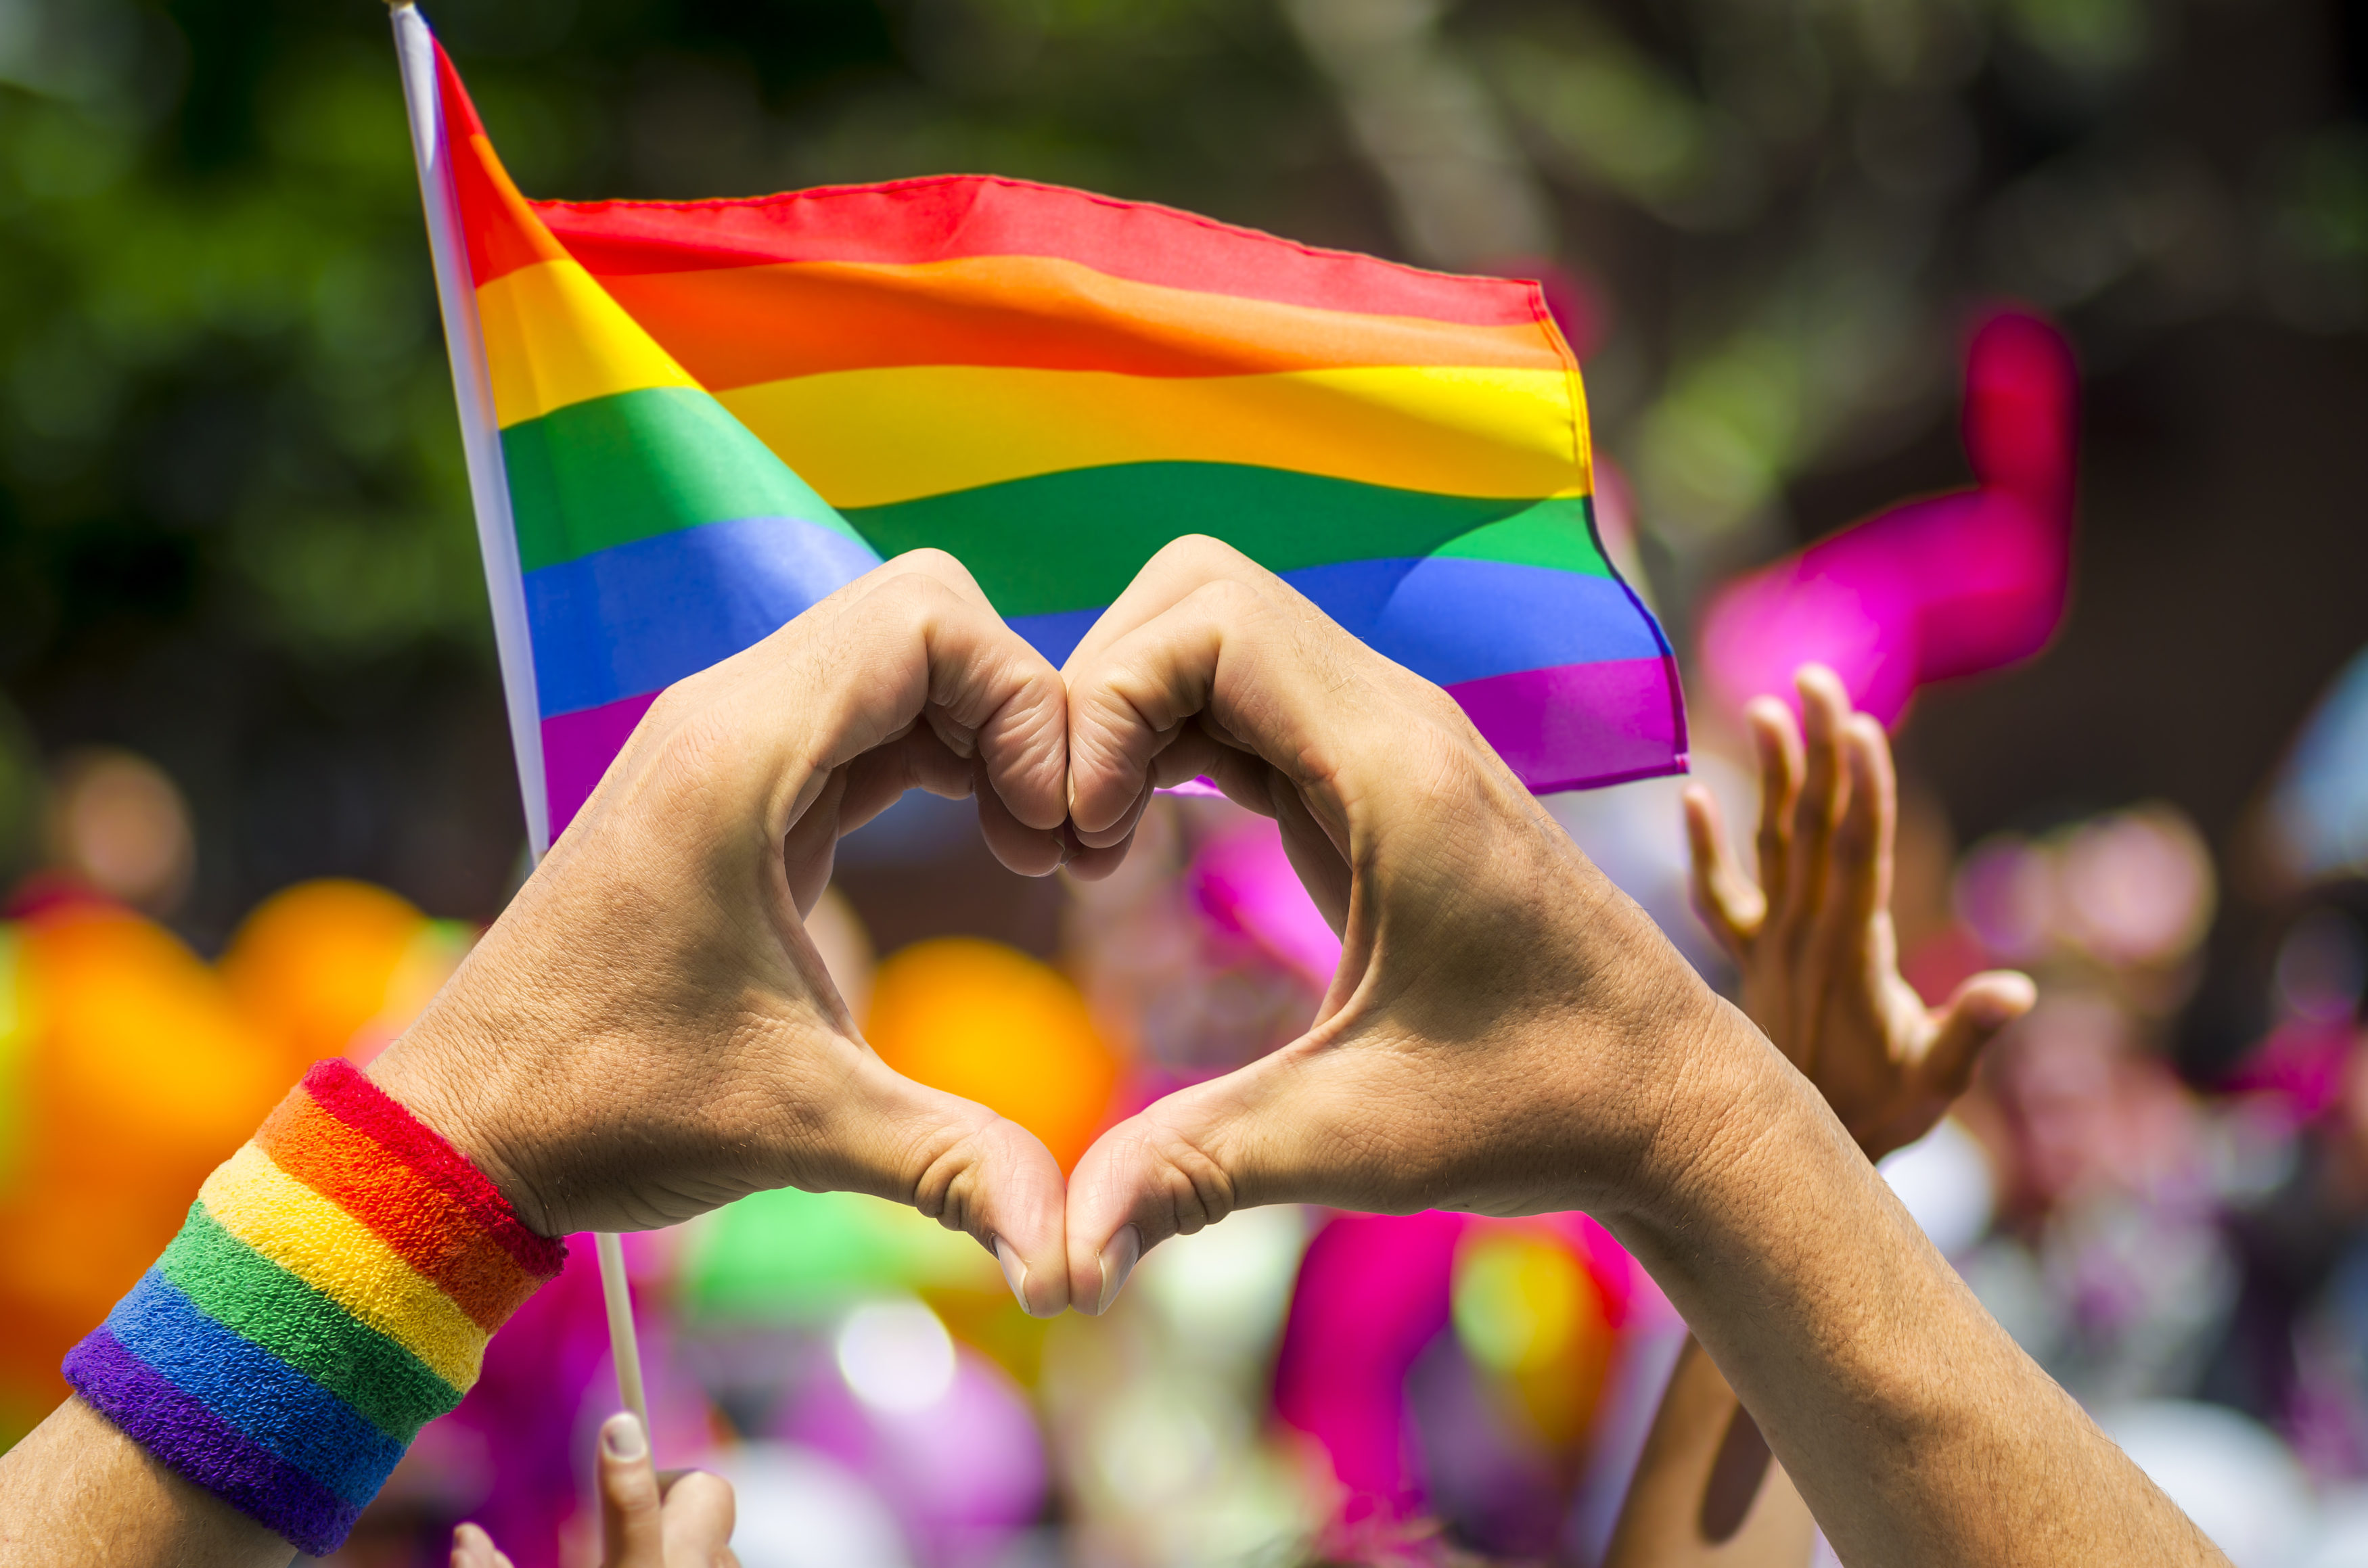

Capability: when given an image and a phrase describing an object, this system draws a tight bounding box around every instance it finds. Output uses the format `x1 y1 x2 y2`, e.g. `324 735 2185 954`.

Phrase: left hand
371 549 1078 1312
1681 665 2034 1161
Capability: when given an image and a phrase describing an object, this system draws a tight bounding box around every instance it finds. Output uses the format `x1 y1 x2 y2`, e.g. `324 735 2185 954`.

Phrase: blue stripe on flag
1010 557 1667 682
526 526 1665 717
524 514 885 718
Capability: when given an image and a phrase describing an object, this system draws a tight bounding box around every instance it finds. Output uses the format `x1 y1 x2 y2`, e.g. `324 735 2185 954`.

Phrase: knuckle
1181 573 1264 626
875 564 964 616
1127 1117 1237 1237
895 545 963 574
903 1108 1007 1242
1153 532 1250 576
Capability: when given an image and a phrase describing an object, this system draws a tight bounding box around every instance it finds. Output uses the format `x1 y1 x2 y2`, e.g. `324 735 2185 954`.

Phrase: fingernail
1096 1225 1141 1316
993 1236 1033 1314
452 1523 488 1567
601 1410 646 1462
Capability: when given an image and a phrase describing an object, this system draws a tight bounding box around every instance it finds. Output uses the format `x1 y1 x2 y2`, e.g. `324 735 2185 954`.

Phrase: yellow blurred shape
1455 1230 1584 1374
1453 1228 1614 1449
0 905 292 1412
865 937 1117 1172
220 879 472 1064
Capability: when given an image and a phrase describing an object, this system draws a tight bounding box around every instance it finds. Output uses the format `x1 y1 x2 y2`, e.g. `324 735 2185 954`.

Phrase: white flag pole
387 0 650 1444
387 0 546 856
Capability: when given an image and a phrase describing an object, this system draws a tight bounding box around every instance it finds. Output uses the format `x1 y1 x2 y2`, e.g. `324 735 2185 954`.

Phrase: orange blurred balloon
865 938 1118 1172
219 879 472 1065
0 905 292 1429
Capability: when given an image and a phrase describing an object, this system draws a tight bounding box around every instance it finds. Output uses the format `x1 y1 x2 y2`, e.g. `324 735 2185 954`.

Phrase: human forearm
1055 541 2214 1559
1612 1018 2220 1567
2 559 1077 1565
0 1398 290 1567
1604 1336 1813 1568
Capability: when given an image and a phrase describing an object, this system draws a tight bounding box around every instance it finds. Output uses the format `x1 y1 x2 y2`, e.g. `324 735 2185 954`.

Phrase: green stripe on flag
1432 495 1608 573
503 386 863 574
843 465 1608 619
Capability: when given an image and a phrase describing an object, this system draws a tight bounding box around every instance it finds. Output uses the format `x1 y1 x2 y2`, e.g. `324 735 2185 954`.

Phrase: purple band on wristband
62 1060 566 1555
66 1327 359 1555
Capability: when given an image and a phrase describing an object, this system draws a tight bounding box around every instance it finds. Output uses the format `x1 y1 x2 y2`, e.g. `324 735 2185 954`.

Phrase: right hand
369 551 1076 1314
1056 536 1779 1311
451 1414 735 1568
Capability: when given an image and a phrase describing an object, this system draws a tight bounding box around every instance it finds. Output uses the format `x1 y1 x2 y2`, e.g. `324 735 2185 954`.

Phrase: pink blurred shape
1273 1212 1466 1532
1700 309 2079 727
783 1345 1047 1568
1271 1209 1662 1540
1192 815 1342 988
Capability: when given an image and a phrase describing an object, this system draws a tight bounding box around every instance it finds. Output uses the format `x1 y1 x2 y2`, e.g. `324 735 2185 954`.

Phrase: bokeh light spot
836 1297 955 1414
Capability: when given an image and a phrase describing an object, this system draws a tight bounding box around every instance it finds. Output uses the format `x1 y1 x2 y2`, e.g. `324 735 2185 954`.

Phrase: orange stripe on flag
596 254 1566 388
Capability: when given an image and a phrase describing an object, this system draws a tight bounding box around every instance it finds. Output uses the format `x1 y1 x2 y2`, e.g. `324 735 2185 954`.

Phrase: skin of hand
1608 666 2036 1568
0 1399 288 1568
1681 664 2035 1163
449 1414 737 1568
1057 537 2225 1566
0 551 1080 1568
1057 534 1757 1301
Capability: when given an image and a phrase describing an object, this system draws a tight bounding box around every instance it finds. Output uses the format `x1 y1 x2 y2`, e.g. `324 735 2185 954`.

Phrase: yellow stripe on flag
198 1143 486 1391
719 364 1587 509
478 258 699 429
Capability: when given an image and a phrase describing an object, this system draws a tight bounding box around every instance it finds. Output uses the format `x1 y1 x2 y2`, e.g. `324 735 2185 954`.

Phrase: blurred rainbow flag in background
396 9 1684 851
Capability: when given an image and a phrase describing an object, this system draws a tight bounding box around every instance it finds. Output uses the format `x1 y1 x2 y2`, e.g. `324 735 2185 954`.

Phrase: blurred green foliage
0 0 2356 922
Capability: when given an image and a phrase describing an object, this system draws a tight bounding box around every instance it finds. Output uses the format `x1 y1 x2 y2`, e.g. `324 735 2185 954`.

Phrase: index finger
1062 535 1455 839
621 550 1072 848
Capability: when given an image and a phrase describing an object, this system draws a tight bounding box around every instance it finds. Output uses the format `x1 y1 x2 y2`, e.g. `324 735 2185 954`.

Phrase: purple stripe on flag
1447 655 1688 793
541 690 662 843
64 1326 360 1557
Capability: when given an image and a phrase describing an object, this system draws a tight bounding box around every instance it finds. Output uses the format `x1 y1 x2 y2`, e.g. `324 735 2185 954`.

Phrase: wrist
365 996 557 1240
1606 995 1839 1249
62 1061 568 1557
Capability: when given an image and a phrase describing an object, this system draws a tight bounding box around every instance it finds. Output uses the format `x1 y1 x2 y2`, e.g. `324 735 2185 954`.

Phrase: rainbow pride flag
396 14 1683 850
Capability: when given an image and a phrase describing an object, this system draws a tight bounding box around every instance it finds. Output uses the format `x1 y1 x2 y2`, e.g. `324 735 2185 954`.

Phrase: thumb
598 1412 664 1568
844 1058 1073 1316
658 1471 737 1565
1922 970 2037 1100
1064 1060 1314 1314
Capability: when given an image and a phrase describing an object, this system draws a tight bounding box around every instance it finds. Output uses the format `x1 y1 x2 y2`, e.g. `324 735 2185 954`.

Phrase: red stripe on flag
534 175 1547 327
436 43 572 289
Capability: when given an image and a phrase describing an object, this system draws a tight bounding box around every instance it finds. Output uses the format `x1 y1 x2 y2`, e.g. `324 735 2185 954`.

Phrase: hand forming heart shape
1053 536 1744 1313
369 549 1083 1312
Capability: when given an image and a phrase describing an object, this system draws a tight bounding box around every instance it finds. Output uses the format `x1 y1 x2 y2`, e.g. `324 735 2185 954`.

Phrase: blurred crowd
7 624 2368 1568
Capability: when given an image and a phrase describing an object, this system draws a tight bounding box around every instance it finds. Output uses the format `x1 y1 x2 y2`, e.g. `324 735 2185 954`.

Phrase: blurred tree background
1 0 2365 990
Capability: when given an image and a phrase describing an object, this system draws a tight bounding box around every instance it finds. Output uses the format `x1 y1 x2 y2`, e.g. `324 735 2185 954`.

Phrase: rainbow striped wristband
64 1059 566 1555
